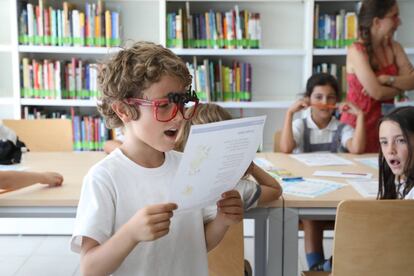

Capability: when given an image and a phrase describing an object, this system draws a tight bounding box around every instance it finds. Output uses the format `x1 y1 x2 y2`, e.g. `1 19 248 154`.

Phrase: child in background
175 103 283 208
378 106 414 200
0 122 63 191
279 73 366 271
280 73 365 154
71 42 243 276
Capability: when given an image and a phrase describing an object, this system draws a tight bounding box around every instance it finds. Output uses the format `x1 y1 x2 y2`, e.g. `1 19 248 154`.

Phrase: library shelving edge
0 0 413 150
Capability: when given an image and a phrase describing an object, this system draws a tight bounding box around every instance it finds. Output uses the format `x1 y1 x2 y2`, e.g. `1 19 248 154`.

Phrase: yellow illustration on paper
188 145 211 175
181 185 194 196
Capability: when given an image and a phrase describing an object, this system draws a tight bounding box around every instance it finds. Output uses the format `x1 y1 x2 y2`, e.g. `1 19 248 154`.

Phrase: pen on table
282 177 304 182
340 172 369 176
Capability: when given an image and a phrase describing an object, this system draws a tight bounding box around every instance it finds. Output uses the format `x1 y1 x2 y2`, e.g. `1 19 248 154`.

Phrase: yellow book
79 12 85 45
345 12 357 40
95 15 101 39
105 10 111 47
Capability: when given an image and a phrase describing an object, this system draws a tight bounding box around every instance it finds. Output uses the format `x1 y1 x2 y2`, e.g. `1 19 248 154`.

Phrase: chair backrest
332 200 414 276
2 119 73 152
208 222 244 276
273 130 282 152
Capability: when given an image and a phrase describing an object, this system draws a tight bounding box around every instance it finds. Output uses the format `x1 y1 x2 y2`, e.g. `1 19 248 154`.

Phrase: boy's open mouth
164 129 178 137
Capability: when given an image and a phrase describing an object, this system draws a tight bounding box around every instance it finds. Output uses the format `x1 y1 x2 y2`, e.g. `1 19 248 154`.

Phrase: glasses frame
125 88 199 122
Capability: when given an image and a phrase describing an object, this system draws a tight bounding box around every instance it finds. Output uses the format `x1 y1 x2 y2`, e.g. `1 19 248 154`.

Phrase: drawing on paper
181 185 194 196
189 145 211 175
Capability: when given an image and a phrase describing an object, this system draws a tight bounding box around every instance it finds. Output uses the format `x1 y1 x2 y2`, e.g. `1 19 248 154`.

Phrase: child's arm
80 203 177 276
348 45 402 101
204 190 243 252
103 139 122 154
280 98 309 153
247 162 282 206
377 41 414 91
340 102 366 154
0 171 63 190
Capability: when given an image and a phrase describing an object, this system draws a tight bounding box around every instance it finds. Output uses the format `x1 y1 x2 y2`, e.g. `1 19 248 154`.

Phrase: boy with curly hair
70 41 243 276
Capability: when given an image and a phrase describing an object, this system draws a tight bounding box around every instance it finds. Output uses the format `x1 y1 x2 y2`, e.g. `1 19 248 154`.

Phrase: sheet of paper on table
290 153 353 167
347 179 379 198
281 178 345 198
0 164 27 171
169 116 266 211
354 157 379 170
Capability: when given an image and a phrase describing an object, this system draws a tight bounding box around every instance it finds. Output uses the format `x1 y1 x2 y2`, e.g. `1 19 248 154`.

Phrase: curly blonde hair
175 103 232 152
97 41 192 128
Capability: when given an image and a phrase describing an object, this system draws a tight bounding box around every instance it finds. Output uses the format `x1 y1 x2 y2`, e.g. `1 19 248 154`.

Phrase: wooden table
259 152 378 276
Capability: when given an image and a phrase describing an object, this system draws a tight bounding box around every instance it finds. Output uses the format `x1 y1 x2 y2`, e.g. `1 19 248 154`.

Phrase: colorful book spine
18 1 121 47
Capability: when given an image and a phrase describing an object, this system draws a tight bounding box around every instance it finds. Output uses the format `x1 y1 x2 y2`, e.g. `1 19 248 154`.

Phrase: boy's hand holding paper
169 116 266 211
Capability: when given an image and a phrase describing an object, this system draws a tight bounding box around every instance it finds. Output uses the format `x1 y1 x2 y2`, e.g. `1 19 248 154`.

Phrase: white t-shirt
292 108 354 153
397 181 414 200
114 127 125 142
71 149 214 276
405 188 414 199
236 179 261 210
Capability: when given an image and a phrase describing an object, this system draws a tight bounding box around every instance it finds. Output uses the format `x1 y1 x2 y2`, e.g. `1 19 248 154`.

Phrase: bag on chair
0 138 26 165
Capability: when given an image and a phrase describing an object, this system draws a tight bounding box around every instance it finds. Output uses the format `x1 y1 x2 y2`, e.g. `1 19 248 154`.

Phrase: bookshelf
0 0 413 151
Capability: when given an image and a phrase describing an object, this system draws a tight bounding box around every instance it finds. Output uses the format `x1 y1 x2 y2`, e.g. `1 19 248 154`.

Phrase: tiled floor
0 220 332 276
0 234 333 276
0 236 80 276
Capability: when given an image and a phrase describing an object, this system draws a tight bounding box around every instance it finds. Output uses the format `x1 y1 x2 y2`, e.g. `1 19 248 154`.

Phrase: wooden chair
330 200 414 276
2 119 73 152
273 130 282 152
302 200 414 276
208 222 244 276
301 272 329 276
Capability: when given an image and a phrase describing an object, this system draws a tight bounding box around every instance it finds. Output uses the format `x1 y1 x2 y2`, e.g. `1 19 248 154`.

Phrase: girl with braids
378 106 414 200
341 0 414 153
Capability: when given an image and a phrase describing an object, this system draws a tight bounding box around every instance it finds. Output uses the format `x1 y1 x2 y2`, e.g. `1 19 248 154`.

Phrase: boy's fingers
153 220 171 232
221 190 241 198
149 212 174 223
146 203 178 215
218 206 243 214
218 198 243 207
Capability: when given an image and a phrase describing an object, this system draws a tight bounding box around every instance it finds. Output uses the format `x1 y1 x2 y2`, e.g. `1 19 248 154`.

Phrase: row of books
314 5 358 49
187 57 252 102
19 0 120 47
21 58 100 100
167 4 261 49
313 63 347 97
22 107 111 151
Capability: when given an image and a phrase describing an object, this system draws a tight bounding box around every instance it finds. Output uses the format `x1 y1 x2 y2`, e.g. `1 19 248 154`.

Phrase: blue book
111 12 119 41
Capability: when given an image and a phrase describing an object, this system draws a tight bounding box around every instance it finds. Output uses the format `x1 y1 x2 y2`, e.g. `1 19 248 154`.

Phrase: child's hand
216 190 243 226
288 98 309 114
338 102 363 116
128 203 178 243
41 172 63 187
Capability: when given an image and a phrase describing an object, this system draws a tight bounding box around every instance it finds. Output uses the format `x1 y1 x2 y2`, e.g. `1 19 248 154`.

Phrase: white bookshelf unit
1 0 413 150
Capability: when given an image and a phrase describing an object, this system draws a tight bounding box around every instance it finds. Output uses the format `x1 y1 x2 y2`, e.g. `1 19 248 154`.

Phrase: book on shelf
313 63 347 97
187 57 252 102
167 5 261 49
20 57 99 100
314 4 357 49
18 0 120 47
22 106 111 151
